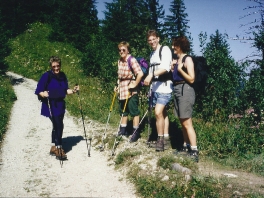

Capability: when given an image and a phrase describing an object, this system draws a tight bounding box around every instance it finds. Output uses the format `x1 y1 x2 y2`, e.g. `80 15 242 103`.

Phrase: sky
96 0 259 62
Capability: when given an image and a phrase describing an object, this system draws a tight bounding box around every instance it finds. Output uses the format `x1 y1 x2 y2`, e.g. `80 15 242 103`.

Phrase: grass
3 21 264 197
0 75 16 140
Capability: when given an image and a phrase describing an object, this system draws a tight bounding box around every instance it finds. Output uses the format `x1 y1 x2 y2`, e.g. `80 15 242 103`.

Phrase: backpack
127 56 149 87
181 55 208 95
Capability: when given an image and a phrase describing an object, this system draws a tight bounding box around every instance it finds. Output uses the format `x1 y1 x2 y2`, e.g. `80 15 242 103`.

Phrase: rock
185 175 191 182
223 173 238 178
227 184 233 188
171 163 192 175
233 191 243 196
161 175 169 181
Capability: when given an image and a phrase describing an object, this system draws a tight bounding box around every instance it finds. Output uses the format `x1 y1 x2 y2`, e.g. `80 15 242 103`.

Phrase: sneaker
54 148 67 160
164 137 170 150
187 150 199 162
130 131 140 142
156 137 164 152
50 146 56 156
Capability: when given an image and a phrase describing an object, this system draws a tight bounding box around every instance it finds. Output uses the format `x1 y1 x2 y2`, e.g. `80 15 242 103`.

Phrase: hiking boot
129 130 141 143
117 126 127 136
156 137 164 152
164 137 170 150
174 144 191 156
50 146 56 156
54 148 67 160
187 150 199 163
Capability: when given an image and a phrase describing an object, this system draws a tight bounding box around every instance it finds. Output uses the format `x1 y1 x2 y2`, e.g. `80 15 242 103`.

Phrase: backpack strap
44 71 53 91
127 56 133 72
159 45 164 61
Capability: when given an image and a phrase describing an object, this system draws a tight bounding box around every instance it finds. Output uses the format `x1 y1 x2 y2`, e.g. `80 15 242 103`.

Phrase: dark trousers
50 114 64 146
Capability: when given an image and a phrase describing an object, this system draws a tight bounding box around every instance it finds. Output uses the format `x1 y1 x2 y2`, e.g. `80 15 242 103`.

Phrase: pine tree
101 0 164 56
200 30 243 121
163 0 190 39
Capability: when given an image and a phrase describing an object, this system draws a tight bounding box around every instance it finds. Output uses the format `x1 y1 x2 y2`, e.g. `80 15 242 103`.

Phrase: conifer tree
163 0 190 39
200 30 243 120
101 0 164 56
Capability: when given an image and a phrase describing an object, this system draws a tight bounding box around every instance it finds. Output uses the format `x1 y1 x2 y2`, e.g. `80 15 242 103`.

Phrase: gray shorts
173 83 195 118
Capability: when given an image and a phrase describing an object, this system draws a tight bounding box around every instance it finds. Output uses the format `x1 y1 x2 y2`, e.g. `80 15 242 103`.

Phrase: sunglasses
118 48 126 52
52 65 60 69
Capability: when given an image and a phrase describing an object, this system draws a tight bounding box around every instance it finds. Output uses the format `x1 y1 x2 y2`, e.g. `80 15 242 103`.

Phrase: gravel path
0 72 136 197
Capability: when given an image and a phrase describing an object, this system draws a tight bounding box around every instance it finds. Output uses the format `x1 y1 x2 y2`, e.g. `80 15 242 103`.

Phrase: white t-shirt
149 45 173 93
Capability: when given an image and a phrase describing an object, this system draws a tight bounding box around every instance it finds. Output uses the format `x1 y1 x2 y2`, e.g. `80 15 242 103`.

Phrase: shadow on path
62 135 83 153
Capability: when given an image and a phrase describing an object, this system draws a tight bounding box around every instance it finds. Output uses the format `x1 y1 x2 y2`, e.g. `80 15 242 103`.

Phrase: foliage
102 0 163 57
81 31 118 89
115 150 141 165
157 154 177 170
48 0 99 52
127 164 227 198
0 9 11 74
240 67 264 124
0 75 16 140
198 30 245 121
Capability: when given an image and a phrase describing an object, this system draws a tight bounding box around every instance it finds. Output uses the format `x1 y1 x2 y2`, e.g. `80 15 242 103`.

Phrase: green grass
0 75 16 140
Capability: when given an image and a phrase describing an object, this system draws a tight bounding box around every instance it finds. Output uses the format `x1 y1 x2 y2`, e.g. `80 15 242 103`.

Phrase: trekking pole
129 109 148 142
111 92 130 156
99 91 117 151
146 86 153 147
76 85 91 157
47 97 63 167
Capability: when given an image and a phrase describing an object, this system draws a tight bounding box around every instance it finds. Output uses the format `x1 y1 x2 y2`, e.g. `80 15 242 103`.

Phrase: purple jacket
35 71 69 117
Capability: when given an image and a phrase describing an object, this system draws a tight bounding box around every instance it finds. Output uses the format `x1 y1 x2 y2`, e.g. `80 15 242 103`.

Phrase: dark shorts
119 94 140 117
173 83 195 118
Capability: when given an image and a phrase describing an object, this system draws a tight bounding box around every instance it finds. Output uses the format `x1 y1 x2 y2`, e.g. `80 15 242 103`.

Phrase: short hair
172 36 190 53
118 41 130 53
146 30 159 40
49 56 61 67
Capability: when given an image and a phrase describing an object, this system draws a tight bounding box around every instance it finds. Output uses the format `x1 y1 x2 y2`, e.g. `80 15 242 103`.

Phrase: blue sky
96 0 259 62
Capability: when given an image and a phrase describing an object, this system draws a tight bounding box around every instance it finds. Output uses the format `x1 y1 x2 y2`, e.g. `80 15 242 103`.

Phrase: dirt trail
0 72 136 197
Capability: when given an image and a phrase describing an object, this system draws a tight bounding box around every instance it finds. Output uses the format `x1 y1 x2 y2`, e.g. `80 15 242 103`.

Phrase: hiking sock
191 146 198 151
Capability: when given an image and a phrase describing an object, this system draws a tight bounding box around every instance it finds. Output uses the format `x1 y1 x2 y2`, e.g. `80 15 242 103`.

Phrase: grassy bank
0 75 16 140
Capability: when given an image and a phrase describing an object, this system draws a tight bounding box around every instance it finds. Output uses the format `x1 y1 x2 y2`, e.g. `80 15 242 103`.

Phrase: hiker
171 36 199 162
115 41 144 142
144 30 173 151
35 56 79 160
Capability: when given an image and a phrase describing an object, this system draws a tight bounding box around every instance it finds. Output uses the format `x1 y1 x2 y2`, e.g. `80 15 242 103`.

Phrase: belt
173 81 185 85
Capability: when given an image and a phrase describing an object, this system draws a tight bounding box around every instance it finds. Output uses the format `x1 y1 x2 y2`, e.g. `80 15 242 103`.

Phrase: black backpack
182 55 208 95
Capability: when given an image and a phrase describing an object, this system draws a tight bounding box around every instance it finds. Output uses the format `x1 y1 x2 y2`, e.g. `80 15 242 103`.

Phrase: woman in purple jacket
35 56 79 160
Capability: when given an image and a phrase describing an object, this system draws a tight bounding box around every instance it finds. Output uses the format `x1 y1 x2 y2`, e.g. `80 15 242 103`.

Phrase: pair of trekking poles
47 84 91 166
98 87 153 156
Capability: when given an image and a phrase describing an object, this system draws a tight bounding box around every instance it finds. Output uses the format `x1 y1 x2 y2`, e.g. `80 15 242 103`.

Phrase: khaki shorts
173 83 195 118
